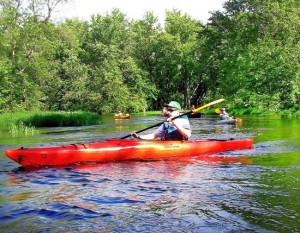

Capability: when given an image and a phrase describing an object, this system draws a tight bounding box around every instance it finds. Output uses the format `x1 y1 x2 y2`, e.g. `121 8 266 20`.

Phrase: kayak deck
5 138 253 167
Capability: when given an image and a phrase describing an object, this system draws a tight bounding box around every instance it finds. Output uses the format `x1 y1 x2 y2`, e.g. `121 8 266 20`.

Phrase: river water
0 115 299 232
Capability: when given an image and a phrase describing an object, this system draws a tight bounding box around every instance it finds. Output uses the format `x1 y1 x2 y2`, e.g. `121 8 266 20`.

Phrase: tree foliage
0 0 299 114
208 0 300 111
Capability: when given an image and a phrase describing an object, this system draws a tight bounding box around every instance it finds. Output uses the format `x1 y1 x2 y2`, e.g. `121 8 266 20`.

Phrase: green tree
129 12 162 109
160 10 204 109
0 0 70 112
46 19 91 111
208 0 300 111
81 9 152 113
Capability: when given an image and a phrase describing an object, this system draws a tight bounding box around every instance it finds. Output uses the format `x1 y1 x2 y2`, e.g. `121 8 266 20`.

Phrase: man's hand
131 132 140 139
166 117 175 125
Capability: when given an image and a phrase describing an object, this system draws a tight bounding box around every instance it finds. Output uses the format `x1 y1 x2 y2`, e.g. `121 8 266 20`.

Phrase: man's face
167 107 179 117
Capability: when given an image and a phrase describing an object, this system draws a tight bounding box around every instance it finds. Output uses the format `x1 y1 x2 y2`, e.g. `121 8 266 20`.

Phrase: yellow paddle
215 108 222 114
121 98 225 139
191 99 225 114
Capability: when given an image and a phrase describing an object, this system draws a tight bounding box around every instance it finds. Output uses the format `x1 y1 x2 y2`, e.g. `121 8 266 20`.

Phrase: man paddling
219 107 230 120
131 101 191 140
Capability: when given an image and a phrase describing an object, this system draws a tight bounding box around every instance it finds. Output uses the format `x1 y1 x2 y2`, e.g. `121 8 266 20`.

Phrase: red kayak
5 138 253 167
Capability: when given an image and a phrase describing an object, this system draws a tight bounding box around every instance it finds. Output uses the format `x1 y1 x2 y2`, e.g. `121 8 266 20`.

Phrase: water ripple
83 196 145 204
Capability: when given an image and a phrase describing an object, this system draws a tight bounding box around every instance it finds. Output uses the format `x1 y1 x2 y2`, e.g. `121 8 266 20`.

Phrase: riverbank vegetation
0 0 299 115
0 111 103 127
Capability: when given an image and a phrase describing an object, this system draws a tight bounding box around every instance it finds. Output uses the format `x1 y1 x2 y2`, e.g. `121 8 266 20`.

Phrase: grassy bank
103 111 161 116
0 111 103 127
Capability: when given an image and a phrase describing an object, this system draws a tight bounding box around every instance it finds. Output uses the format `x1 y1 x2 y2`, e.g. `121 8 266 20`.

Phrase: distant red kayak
5 138 253 167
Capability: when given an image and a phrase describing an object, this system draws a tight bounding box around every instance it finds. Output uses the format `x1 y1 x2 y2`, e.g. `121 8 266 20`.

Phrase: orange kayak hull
114 115 130 119
5 138 253 167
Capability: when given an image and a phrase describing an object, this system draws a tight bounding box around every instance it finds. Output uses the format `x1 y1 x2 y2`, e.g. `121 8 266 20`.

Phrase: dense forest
0 0 299 114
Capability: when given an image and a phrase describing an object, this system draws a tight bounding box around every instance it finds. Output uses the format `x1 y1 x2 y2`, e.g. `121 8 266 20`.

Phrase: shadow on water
0 115 299 232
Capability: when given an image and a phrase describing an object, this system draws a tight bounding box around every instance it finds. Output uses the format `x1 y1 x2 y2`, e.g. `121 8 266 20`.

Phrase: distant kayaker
219 107 230 120
117 111 123 116
131 101 191 140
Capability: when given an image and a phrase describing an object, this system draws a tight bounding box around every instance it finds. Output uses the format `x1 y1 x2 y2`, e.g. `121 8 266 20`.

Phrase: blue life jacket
163 115 189 140
220 114 230 120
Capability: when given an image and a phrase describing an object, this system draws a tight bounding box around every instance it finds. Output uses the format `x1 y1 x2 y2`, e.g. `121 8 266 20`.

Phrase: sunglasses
167 108 177 112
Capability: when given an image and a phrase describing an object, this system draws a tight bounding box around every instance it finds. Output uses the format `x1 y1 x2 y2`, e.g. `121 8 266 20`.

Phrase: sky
55 0 226 25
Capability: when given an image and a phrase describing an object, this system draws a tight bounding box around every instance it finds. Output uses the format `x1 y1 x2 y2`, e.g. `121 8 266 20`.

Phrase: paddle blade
192 99 225 113
215 108 222 114
236 117 242 123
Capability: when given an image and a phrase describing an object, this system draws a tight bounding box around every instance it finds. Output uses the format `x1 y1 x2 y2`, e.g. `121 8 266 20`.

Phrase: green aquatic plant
9 122 39 135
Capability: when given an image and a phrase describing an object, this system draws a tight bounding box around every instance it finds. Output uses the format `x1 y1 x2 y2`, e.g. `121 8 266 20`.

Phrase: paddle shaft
121 98 225 139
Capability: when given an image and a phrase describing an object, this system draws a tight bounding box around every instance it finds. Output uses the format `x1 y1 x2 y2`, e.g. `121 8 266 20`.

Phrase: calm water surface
0 115 299 232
